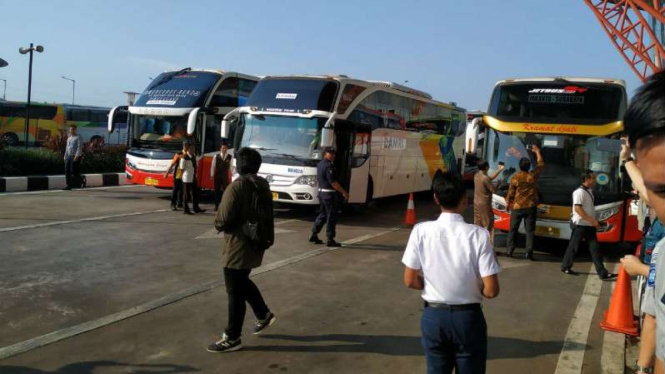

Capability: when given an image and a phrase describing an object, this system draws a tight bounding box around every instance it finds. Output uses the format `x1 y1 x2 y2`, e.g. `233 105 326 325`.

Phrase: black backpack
240 175 275 251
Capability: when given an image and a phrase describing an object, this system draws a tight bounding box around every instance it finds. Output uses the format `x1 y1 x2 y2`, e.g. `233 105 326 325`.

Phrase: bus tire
2 132 18 146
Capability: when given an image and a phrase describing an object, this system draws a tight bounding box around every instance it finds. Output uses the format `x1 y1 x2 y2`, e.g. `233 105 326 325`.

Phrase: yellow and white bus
0 101 126 146
222 75 466 205
482 77 641 243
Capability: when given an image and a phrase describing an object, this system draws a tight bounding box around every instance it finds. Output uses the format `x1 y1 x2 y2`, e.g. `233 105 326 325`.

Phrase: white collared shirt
402 213 501 304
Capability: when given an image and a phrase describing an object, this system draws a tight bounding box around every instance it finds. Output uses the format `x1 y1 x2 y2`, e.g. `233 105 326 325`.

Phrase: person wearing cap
309 147 349 247
622 70 665 374
403 171 500 373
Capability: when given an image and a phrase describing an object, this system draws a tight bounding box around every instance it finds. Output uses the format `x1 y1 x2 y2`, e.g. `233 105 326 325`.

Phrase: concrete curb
0 173 130 193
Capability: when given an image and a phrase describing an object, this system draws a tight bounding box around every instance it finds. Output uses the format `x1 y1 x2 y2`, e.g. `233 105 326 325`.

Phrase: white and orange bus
108 68 259 189
481 77 640 243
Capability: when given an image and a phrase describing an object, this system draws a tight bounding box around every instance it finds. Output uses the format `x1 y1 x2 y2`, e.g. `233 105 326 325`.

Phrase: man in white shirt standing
402 171 501 374
560 170 616 280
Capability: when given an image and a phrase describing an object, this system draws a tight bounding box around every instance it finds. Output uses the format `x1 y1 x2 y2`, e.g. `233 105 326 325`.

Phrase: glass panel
134 71 220 108
488 82 625 125
247 79 339 113
487 131 621 205
239 114 326 160
131 114 196 150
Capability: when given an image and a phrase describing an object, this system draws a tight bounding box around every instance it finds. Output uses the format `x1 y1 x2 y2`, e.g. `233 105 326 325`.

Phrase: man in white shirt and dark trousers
560 170 616 280
403 171 501 374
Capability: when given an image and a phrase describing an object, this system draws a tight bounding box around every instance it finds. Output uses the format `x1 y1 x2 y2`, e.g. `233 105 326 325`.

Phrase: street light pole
19 43 44 148
62 76 75 105
0 79 6 100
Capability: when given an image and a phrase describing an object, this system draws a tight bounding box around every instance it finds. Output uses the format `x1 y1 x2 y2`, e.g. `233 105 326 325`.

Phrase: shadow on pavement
0 362 199 374
249 334 584 359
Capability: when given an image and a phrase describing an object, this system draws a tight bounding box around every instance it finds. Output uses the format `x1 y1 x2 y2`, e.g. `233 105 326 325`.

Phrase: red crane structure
584 0 665 82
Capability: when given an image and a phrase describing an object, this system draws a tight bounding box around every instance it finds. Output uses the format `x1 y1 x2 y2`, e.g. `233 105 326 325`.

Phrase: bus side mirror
221 116 237 138
221 108 240 138
320 126 334 148
187 108 201 135
108 106 128 133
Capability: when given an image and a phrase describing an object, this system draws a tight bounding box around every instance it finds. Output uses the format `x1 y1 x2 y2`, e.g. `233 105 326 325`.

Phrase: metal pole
25 43 33 149
72 80 75 105
1 79 6 100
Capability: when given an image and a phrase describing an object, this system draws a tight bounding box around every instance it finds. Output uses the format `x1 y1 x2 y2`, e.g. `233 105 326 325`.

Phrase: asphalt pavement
0 185 625 373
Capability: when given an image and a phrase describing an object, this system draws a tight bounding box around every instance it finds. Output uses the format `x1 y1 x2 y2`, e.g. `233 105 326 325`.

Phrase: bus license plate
536 226 560 237
272 192 278 200
145 178 159 186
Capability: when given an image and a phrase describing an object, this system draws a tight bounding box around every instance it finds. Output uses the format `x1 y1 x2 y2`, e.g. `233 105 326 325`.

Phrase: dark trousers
312 193 339 240
65 157 81 188
561 225 609 277
421 306 487 374
506 207 537 254
224 268 270 340
182 182 193 213
191 178 202 211
171 178 183 207
214 177 229 210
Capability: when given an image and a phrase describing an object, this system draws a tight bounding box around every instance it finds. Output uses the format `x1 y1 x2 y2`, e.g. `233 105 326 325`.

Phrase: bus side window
211 77 239 107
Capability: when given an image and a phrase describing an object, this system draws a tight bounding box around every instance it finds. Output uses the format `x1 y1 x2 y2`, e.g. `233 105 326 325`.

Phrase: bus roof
493 77 627 87
260 75 463 110
162 68 259 81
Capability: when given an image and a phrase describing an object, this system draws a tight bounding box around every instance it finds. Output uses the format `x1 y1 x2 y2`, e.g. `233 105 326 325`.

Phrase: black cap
323 147 336 155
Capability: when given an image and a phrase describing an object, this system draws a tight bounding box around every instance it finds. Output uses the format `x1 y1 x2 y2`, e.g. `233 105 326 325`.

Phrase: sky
0 0 644 111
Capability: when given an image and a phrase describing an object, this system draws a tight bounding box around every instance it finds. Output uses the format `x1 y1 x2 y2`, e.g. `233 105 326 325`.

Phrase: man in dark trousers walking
560 170 616 280
309 147 349 247
208 147 276 353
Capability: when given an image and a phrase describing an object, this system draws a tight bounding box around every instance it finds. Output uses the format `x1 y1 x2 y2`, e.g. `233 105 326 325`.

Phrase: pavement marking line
0 226 402 361
601 264 624 374
555 264 603 374
0 184 139 196
0 209 170 233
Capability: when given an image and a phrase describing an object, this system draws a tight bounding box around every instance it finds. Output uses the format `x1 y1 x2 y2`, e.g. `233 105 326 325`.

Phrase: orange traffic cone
404 193 416 227
600 265 638 336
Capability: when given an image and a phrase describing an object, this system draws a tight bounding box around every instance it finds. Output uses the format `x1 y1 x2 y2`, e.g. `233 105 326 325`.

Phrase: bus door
347 125 372 204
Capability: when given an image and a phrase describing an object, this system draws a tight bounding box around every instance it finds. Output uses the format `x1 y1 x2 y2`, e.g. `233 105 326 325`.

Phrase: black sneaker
600 273 618 281
562 268 579 276
207 333 242 353
309 234 323 244
253 312 276 335
171 205 177 211
327 240 342 247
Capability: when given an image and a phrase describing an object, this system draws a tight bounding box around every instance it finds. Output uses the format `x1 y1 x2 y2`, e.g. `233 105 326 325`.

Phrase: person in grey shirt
64 125 83 190
623 70 665 373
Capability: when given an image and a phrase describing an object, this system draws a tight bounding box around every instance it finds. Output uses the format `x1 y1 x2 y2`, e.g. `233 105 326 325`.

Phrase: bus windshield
487 131 623 205
239 114 326 160
488 82 625 125
131 115 190 150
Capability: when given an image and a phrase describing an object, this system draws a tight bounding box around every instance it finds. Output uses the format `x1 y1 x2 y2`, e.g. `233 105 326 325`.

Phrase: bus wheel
2 133 18 146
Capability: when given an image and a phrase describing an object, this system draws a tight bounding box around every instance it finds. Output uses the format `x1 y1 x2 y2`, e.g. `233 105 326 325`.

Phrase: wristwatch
636 363 654 374
622 157 634 166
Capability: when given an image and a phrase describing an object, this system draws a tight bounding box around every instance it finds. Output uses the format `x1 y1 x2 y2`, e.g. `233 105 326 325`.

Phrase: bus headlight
596 206 621 222
492 200 507 212
295 175 318 187
127 160 137 170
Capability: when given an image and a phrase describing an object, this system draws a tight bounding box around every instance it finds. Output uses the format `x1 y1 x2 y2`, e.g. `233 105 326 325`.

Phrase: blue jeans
421 306 487 374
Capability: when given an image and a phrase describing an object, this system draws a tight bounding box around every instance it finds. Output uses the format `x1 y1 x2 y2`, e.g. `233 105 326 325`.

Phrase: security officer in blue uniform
309 147 349 247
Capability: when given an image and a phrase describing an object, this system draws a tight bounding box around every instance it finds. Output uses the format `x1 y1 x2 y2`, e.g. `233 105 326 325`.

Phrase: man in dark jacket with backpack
208 147 276 353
